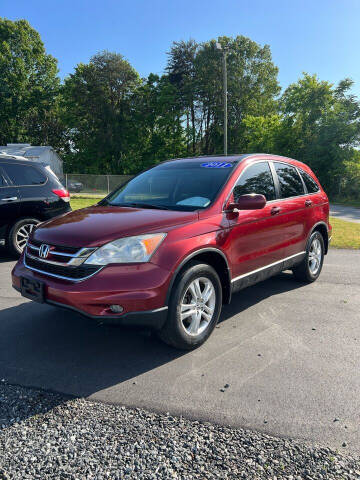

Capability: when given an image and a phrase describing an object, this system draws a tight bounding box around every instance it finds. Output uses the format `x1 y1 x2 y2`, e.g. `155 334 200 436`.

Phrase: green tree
279 74 360 194
166 35 280 155
215 35 280 153
62 51 141 173
0 18 61 146
166 40 198 154
342 151 360 199
63 51 186 174
134 73 186 168
242 114 282 153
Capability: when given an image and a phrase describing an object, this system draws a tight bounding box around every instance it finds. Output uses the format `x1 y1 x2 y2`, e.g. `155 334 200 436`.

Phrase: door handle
271 206 281 215
305 199 312 207
1 196 18 202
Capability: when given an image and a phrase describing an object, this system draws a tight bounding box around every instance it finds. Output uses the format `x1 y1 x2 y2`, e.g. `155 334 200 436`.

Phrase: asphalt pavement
0 249 359 453
330 203 360 223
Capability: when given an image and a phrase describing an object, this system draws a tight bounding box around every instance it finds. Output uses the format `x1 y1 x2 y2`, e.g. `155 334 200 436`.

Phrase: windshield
103 160 237 211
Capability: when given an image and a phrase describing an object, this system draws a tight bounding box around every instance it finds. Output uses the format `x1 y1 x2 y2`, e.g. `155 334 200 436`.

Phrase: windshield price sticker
201 162 233 168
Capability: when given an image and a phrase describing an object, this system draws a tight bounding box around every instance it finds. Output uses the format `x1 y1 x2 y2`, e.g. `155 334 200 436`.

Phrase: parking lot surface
0 249 359 453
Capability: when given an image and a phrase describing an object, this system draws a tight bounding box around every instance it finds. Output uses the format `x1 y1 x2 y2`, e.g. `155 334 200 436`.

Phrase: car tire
292 231 325 283
158 261 222 350
8 218 40 256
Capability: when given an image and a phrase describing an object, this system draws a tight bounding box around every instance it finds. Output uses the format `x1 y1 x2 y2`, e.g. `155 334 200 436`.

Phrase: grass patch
70 193 106 198
69 199 359 250
329 217 360 249
70 197 100 210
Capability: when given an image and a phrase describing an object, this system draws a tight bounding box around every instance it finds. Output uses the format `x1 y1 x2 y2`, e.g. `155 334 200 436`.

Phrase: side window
2 164 46 186
0 168 7 187
274 162 305 198
233 162 276 202
300 170 320 194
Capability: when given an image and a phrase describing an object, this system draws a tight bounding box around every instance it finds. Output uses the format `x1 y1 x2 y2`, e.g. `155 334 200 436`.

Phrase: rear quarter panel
19 184 70 221
296 162 330 232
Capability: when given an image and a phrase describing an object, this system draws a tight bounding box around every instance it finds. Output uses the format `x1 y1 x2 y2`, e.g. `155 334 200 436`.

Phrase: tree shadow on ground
0 271 305 425
220 271 305 322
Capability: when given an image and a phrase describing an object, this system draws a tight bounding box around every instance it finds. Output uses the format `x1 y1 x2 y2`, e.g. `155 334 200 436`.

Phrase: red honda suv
12 154 331 349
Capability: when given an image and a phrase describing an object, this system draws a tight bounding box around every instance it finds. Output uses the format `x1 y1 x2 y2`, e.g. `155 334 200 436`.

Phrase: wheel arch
6 216 41 236
310 221 329 254
165 248 232 305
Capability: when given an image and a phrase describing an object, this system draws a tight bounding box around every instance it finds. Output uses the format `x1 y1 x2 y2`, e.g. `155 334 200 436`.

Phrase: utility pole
216 42 228 155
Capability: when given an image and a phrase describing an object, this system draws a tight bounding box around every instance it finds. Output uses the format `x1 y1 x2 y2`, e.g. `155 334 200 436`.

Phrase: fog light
110 304 123 313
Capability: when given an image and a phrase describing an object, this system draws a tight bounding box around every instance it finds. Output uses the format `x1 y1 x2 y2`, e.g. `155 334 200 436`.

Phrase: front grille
30 239 81 255
25 254 101 280
25 239 99 281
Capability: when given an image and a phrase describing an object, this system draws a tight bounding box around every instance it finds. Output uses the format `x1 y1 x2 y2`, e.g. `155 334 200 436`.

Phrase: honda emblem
39 244 50 259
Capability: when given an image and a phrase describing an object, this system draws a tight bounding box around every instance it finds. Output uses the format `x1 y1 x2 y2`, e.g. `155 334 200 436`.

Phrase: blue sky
2 0 360 94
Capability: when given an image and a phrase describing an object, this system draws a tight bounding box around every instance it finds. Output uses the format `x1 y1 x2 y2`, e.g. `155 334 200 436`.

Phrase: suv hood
33 206 198 247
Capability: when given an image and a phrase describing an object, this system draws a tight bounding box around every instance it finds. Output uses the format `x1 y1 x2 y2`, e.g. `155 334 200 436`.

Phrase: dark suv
0 155 71 255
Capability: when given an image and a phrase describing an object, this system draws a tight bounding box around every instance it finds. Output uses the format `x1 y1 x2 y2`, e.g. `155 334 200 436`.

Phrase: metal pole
223 50 228 155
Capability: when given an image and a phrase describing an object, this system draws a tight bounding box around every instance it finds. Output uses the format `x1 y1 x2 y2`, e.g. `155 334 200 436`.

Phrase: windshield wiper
110 202 171 210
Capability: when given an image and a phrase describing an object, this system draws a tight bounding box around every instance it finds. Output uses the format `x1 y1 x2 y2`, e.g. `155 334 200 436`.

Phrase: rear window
274 162 305 198
2 163 47 186
300 170 320 194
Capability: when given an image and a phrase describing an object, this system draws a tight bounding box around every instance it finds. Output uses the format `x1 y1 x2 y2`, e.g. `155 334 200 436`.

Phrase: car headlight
84 233 167 265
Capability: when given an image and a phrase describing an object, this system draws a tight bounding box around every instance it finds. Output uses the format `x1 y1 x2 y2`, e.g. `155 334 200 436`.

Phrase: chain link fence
61 174 134 196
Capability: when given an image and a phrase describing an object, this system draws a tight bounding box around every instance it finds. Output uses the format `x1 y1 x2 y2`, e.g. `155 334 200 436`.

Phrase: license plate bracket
20 277 45 303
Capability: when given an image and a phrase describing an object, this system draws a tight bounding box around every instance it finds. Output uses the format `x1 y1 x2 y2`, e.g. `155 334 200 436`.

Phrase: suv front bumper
12 258 171 329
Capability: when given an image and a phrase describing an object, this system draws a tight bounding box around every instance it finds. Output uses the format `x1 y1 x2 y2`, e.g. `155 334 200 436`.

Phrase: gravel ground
1 382 360 480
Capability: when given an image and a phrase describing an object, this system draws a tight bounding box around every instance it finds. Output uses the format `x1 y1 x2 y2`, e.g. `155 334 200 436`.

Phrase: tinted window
300 170 319 194
233 162 276 202
274 163 304 198
105 160 237 211
0 168 7 187
3 164 46 186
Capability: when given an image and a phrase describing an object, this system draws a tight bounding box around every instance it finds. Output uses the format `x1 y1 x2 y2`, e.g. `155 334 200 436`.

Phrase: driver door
226 161 285 285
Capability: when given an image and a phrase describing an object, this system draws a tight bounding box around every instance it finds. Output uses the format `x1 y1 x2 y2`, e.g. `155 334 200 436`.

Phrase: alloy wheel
180 277 216 336
308 237 322 275
15 223 37 252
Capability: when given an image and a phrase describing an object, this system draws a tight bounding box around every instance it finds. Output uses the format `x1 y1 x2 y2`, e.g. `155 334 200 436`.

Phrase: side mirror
227 194 266 211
